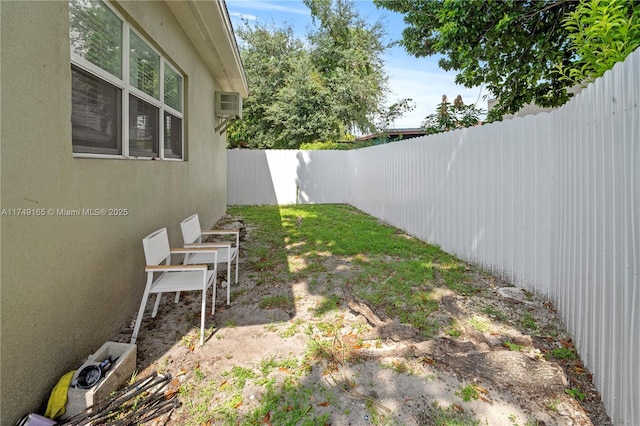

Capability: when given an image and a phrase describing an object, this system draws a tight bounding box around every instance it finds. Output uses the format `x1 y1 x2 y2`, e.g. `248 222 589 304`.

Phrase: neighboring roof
166 0 249 98
356 128 428 142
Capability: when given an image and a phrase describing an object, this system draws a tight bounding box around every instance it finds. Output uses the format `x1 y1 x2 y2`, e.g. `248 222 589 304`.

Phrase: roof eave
166 0 248 98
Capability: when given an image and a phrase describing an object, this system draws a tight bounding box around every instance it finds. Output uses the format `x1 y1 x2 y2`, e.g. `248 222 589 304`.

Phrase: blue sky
226 0 489 129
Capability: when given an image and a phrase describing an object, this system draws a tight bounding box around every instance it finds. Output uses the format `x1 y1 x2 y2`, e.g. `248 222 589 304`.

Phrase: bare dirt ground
110 213 612 426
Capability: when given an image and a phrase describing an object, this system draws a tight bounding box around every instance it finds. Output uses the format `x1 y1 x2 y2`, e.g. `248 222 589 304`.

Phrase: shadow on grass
110 204 603 426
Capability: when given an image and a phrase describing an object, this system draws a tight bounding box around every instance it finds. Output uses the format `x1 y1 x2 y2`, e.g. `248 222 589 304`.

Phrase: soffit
166 0 248 97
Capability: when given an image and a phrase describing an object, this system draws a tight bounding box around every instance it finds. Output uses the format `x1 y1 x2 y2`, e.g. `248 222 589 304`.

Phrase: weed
181 334 196 349
305 337 333 362
127 370 139 386
351 321 370 335
179 379 220 424
508 414 541 425
455 384 480 402
259 294 294 309
418 401 480 425
264 322 278 332
481 305 507 322
313 294 341 317
230 288 247 299
194 366 205 381
565 387 585 401
549 347 577 360
503 340 524 351
525 417 541 426
305 326 363 366
544 325 560 338
469 316 491 333
382 360 412 375
229 366 257 386
244 378 331 426
446 328 462 338
156 358 168 375
279 319 303 338
259 354 280 375
547 399 561 412
520 312 538 331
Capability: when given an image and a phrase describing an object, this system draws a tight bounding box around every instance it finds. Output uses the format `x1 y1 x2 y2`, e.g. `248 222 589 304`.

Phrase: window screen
164 112 182 159
69 0 122 78
70 0 183 160
164 64 183 112
129 95 159 157
129 30 160 99
71 65 122 154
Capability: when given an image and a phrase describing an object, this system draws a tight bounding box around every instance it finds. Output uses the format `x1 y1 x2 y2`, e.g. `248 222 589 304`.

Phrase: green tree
227 24 342 149
374 98 416 132
375 0 639 121
556 0 640 86
228 0 393 149
421 95 483 135
305 0 390 135
374 0 578 121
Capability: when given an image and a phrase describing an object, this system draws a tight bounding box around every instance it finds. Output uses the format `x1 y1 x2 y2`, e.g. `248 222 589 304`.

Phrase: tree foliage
374 98 416 133
374 0 640 121
227 25 337 149
421 95 483 135
374 0 579 121
305 0 390 134
228 0 392 149
556 0 640 86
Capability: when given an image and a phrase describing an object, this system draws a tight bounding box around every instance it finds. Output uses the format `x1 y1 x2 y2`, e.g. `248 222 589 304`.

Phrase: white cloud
229 11 258 21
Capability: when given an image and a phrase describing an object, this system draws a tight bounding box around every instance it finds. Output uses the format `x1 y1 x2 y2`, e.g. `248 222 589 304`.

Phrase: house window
69 0 184 159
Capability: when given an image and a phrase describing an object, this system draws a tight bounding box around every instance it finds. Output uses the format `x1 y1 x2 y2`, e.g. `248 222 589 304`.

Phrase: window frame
70 0 184 161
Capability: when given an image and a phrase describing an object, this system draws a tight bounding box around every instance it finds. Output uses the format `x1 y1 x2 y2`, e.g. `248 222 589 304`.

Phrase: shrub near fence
227 48 639 425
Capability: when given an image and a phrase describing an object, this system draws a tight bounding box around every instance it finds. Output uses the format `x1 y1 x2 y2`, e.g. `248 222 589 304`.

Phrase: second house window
70 0 184 159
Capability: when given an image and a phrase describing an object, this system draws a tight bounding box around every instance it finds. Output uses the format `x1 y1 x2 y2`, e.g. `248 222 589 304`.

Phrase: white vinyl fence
227 48 639 425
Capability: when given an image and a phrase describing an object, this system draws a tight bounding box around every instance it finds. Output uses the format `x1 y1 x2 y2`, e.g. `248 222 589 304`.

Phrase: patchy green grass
549 347 577 361
419 401 481 425
468 316 491 333
381 359 414 375
259 294 294 310
481 305 508 322
279 319 304 338
178 359 329 426
313 294 341 317
520 312 538 331
229 204 477 339
503 340 525 352
565 386 586 401
173 205 562 425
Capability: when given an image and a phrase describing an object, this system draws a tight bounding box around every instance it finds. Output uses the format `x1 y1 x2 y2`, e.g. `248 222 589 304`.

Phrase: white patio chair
179 213 239 306
131 228 218 346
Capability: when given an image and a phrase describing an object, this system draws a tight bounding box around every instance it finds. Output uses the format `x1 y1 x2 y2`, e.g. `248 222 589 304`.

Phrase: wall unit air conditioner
215 91 242 118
